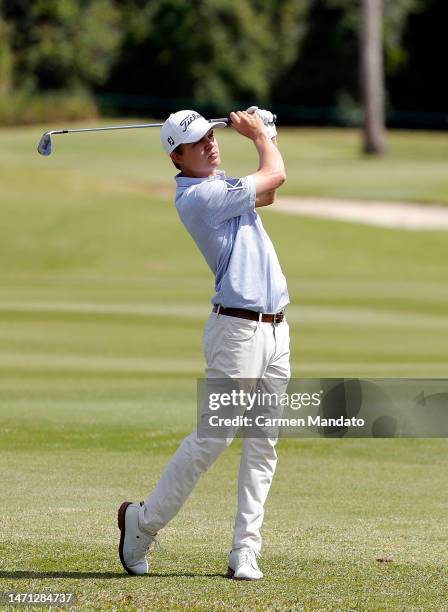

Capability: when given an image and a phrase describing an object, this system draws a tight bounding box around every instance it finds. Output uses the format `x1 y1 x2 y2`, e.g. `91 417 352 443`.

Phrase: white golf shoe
227 548 264 581
118 501 159 575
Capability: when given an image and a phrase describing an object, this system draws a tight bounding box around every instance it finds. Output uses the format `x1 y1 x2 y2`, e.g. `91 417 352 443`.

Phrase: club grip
210 114 277 126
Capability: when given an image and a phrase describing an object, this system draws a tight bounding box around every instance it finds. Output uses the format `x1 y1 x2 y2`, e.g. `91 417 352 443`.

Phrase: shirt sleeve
193 175 256 227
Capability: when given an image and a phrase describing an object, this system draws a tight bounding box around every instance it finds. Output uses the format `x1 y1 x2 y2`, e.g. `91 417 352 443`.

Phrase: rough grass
0 125 447 610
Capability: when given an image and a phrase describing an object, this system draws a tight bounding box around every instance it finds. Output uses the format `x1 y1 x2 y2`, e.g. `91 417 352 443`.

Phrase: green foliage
322 0 432 78
387 0 448 115
0 0 444 125
0 17 13 95
109 0 309 111
273 0 437 123
1 0 123 91
272 0 360 112
193 0 309 105
0 90 98 125
383 0 426 73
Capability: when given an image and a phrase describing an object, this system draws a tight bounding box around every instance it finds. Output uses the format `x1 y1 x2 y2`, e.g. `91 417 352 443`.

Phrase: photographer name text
208 415 365 428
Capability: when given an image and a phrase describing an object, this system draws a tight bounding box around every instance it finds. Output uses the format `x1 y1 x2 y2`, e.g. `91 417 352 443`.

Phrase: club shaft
56 123 161 134
54 118 232 135
37 113 277 155
51 115 276 136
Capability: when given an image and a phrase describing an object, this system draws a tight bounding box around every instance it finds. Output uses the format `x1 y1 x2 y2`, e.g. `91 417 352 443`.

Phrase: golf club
37 114 277 156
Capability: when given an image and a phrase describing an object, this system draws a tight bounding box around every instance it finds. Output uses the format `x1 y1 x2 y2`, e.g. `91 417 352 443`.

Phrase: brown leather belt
213 304 285 324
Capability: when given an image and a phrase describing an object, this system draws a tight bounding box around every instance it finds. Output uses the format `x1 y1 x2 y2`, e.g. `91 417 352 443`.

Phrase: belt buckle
273 311 283 324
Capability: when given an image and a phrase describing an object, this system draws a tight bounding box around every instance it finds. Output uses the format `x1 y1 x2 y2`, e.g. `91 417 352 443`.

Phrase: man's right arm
229 111 286 208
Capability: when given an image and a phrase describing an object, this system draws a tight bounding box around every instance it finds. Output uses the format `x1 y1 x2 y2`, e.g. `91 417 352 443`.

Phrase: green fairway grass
1 125 447 609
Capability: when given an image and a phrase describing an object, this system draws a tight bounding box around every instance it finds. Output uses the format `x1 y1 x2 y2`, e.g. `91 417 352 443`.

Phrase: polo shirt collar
175 170 226 188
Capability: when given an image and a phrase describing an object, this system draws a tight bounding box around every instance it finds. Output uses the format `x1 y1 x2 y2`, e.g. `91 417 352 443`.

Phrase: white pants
139 312 291 553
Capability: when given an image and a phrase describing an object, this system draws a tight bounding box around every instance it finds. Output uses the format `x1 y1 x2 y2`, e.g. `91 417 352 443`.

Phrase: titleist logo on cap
180 113 201 132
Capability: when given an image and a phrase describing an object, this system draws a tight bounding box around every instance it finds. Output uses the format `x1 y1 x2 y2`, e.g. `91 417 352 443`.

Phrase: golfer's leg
232 433 278 553
139 429 234 534
139 313 263 534
232 321 291 553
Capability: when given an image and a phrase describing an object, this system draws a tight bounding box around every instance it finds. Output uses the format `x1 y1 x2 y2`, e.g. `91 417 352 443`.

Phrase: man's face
171 129 221 177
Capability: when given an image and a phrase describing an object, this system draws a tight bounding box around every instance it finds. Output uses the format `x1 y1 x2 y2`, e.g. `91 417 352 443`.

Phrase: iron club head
37 132 53 156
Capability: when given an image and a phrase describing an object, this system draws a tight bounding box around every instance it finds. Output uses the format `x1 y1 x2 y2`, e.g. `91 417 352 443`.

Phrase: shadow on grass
0 571 227 579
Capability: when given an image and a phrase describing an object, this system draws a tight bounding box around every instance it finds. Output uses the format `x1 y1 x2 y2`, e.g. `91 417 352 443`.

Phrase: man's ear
170 150 182 166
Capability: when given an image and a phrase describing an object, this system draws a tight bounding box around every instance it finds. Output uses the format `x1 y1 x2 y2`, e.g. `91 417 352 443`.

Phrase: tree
386 0 448 121
360 0 386 154
271 0 360 124
271 0 424 126
0 17 12 95
1 0 123 92
104 0 309 114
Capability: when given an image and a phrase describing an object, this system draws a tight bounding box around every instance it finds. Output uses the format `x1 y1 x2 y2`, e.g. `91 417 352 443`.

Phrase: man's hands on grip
230 107 277 141
246 106 277 139
229 111 266 141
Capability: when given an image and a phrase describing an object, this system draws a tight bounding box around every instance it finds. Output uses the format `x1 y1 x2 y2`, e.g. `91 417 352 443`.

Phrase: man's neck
180 168 218 179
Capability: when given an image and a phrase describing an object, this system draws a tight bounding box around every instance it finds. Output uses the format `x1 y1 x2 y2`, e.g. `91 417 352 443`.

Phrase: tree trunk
360 0 387 155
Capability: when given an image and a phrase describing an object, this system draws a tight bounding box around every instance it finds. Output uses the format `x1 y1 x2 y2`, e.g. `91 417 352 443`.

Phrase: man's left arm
255 136 279 208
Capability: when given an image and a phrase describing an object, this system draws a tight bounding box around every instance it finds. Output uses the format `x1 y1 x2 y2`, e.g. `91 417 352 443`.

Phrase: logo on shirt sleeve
225 178 245 192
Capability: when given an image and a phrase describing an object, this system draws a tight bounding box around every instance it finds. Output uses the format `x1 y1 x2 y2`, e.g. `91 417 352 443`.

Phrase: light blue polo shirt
175 170 289 313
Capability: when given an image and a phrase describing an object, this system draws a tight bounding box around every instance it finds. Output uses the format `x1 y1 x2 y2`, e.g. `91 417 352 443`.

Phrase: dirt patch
273 197 448 230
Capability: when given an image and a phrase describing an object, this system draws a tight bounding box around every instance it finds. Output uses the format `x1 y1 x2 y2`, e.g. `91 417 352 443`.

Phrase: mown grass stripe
1 301 448 329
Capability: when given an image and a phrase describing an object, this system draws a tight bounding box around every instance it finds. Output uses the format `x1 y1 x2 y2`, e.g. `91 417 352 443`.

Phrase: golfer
118 108 290 580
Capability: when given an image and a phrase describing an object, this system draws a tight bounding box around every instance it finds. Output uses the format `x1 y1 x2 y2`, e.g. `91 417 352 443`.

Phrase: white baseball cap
161 110 227 155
